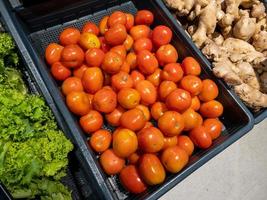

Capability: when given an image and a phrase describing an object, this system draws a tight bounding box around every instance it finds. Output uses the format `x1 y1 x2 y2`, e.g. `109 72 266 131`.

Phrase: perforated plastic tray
0 0 254 199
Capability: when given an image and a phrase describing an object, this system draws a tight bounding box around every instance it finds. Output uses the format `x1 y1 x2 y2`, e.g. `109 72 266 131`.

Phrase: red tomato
119 165 147 194
199 100 223 118
125 13 135 31
177 135 194 156
203 118 223 140
105 106 125 127
108 11 127 27
99 36 111 53
156 44 178 66
130 25 151 40
133 37 153 53
82 67 103 94
59 27 81 46
120 61 130 73
135 10 154 25
105 24 127 46
85 48 105 67
135 80 157 105
181 57 201 76
166 88 192 113
66 91 91 116
151 102 168 120
111 71 133 91
51 62 71 81
61 44 84 68
128 152 141 165
45 43 63 65
189 126 212 149
93 87 117 113
131 70 145 87
180 75 203 96
158 80 177 101
89 129 112 152
82 22 99 35
73 64 88 79
79 110 103 133
161 63 183 83
152 25 172 47
110 45 127 60
198 79 219 102
101 51 123 74
137 50 158 75
100 149 125 175
120 108 146 131
62 77 83 96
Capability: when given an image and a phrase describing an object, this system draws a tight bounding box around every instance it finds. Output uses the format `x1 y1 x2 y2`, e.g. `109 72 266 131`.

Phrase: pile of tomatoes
45 9 224 194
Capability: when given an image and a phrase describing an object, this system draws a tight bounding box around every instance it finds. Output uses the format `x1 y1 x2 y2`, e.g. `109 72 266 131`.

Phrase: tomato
62 77 83 96
158 111 184 137
119 165 147 194
93 87 117 113
51 62 71 81
85 48 105 67
158 80 177 101
45 43 63 65
100 149 125 175
203 118 223 140
139 154 166 185
130 25 151 40
166 89 192 112
142 121 153 130
105 24 127 46
123 35 134 51
82 22 99 35
161 63 183 83
82 67 103 93
73 64 88 79
152 25 172 47
146 68 161 87
89 129 112 152
99 16 109 35
66 91 91 116
189 126 212 149
199 100 223 118
131 70 145 86
151 102 167 120
120 108 146 131
135 10 154 25
99 36 111 53
125 13 135 31
198 79 219 102
59 27 80 46
120 61 130 73
162 136 178 150
79 33 100 50
181 57 201 76
180 75 203 96
137 127 164 153
118 88 140 109
101 51 123 74
110 45 127 60
113 128 138 158
156 44 178 66
126 52 137 70
61 44 84 68
182 108 203 131
137 50 158 75
128 152 140 164
105 106 125 127
161 146 188 173
79 110 103 133
108 11 127 27
177 135 194 156
133 37 153 53
111 71 133 91
136 105 150 121
190 96 201 111
103 71 111 86
135 80 157 105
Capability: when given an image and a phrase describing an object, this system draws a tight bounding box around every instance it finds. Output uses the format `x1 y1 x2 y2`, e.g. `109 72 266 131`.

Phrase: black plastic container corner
0 0 255 199
157 0 267 124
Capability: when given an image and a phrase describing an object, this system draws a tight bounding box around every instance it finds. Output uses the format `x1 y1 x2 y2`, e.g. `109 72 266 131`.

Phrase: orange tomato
61 44 84 68
133 37 153 53
66 91 91 116
146 68 161 87
166 88 192 112
198 79 219 102
93 87 117 113
51 62 71 81
137 127 164 153
108 11 127 27
113 128 138 158
120 108 146 131
100 149 125 175
79 110 103 133
162 136 178 150
158 80 177 101
161 63 183 83
62 77 83 96
158 111 184 137
203 118 223 140
151 102 168 120
101 51 123 74
128 152 140 164
120 61 130 73
89 129 112 152
199 100 223 118
85 48 105 67
135 80 157 105
131 70 145 86
45 43 63 65
99 16 109 35
180 75 203 96
139 154 166 185
142 121 153 129
156 44 178 66
135 10 154 26
125 13 135 31
118 88 140 109
79 33 101 49
137 50 158 75
190 96 201 111
82 22 99 35
152 25 172 47
105 106 125 127
82 67 103 94
87 93 94 108
177 135 194 156
182 108 203 131
111 71 133 91
181 57 201 76
126 52 137 69
104 24 127 46
136 104 150 121
59 27 80 46
161 146 188 173
123 35 134 51
73 64 88 79
189 126 212 149
130 25 151 40
110 45 127 60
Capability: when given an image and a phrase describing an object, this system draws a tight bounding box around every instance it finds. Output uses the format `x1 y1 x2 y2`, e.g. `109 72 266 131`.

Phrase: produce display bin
0 0 255 199
157 0 267 124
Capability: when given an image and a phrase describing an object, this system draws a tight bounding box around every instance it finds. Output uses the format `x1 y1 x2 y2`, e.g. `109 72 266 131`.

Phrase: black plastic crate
0 0 254 199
